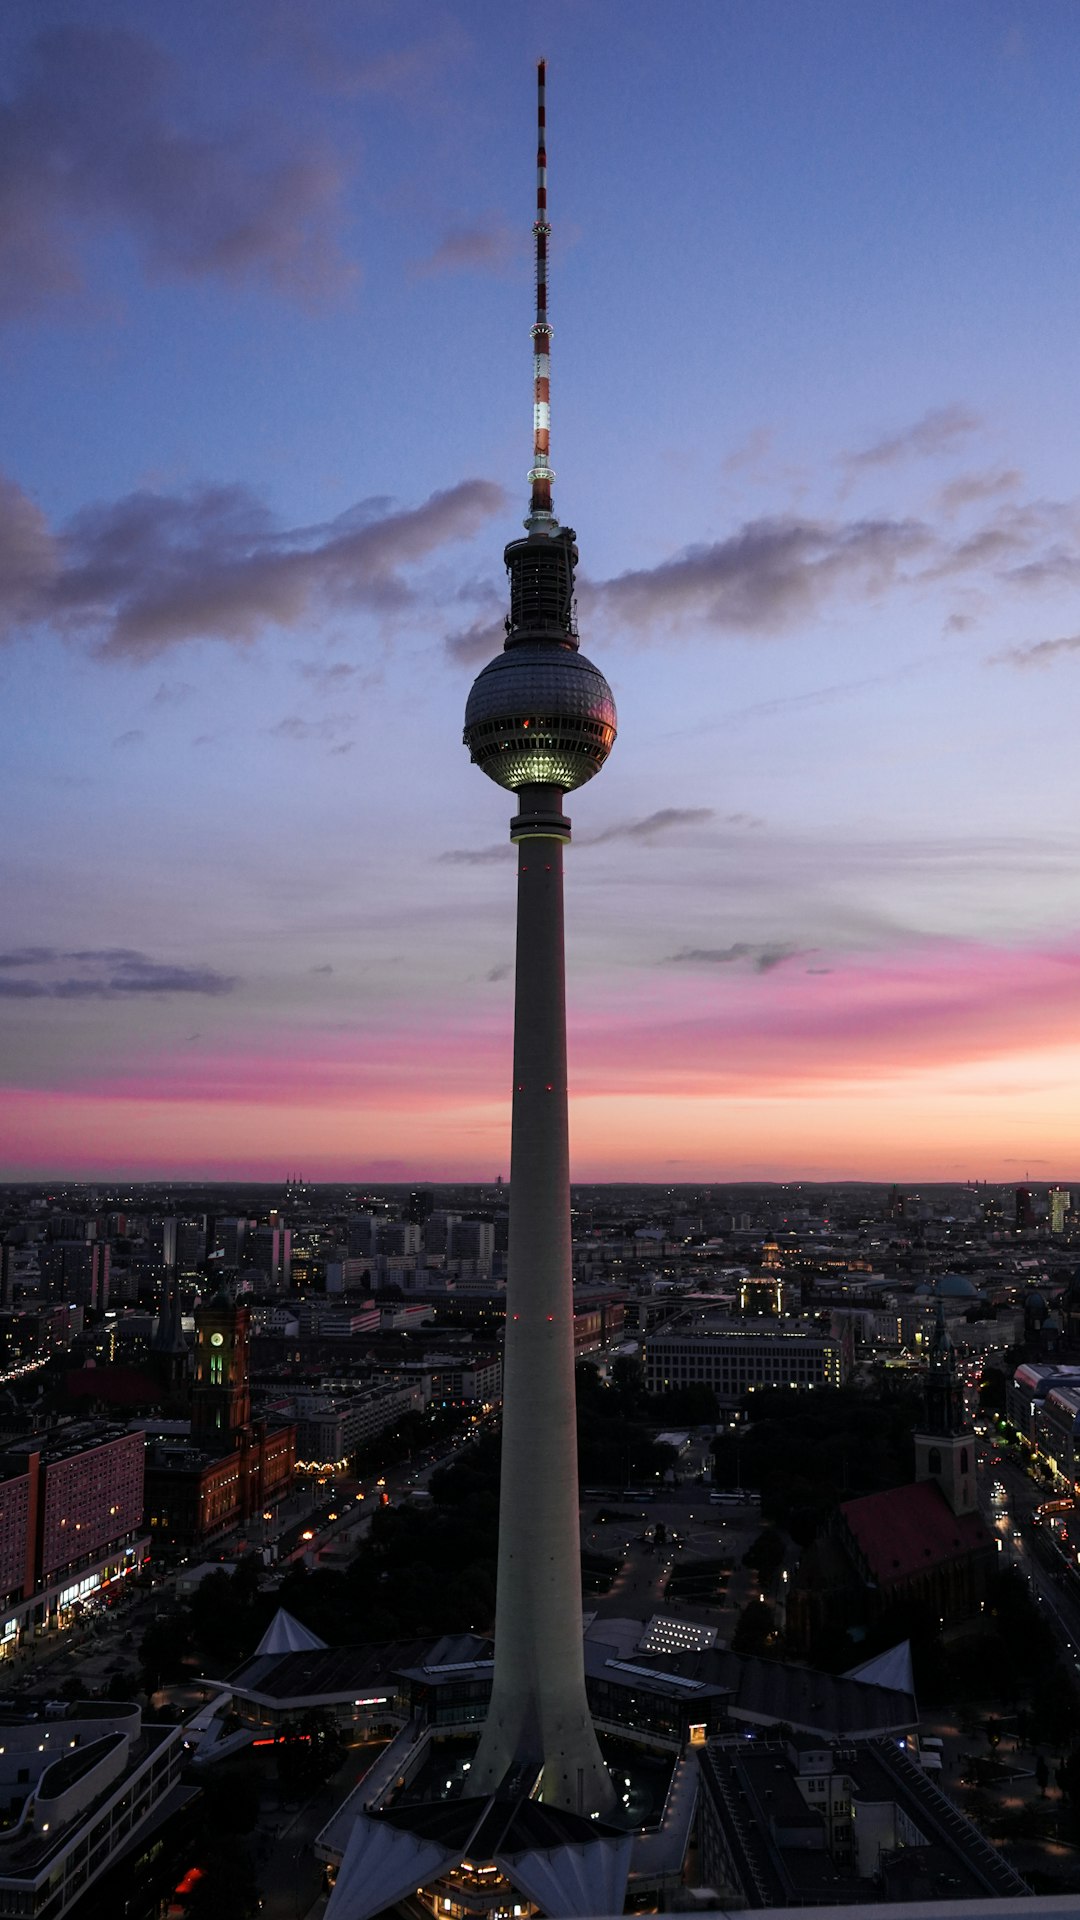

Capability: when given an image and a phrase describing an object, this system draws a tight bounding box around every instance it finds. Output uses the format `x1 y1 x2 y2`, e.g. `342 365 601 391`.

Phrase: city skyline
6 0 1080 1183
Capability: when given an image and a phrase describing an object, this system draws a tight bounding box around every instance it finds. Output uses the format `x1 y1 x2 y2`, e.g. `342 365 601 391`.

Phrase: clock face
210 1332 224 1348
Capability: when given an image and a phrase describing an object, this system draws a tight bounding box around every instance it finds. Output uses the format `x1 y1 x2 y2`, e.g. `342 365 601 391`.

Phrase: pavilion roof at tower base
323 1792 633 1920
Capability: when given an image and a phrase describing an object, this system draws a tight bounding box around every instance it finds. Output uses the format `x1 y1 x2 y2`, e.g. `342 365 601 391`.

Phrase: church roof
839 1481 990 1585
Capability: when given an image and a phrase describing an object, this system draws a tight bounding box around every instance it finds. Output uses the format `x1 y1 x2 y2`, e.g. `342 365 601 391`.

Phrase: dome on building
463 642 617 792
935 1273 980 1299
916 1273 979 1301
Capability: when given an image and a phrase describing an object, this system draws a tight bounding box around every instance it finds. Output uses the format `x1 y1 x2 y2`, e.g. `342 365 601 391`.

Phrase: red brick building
144 1290 294 1555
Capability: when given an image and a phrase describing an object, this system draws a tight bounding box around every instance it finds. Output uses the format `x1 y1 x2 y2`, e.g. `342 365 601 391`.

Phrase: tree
275 1711 345 1797
743 1528 786 1583
185 1839 261 1920
139 1609 192 1690
732 1599 777 1656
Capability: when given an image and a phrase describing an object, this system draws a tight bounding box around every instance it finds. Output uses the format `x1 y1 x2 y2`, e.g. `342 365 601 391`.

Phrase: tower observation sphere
463 636 616 792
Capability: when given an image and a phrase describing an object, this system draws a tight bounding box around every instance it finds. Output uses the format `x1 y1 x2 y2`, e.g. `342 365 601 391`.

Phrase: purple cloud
0 472 505 658
414 219 521 279
437 844 513 866
666 943 803 974
992 632 1080 670
445 609 507 664
0 947 236 997
557 492 1080 646
0 25 351 316
937 469 1023 515
841 404 982 471
585 808 715 845
591 515 932 635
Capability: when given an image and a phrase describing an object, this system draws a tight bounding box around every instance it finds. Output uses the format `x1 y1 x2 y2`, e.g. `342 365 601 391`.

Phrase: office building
644 1321 844 1404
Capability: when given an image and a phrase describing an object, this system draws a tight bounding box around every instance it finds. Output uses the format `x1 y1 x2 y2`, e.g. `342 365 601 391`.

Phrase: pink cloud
570 937 1080 1092
6 933 1076 1175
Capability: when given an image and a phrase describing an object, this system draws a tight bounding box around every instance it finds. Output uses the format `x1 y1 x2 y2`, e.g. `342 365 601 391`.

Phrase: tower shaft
470 785 613 1815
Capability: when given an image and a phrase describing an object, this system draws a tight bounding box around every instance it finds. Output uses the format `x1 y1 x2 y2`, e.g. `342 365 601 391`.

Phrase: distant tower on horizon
462 60 616 1819
1015 1185 1036 1233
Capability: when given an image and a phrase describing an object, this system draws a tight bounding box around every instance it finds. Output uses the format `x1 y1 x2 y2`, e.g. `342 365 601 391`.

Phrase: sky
4 0 1080 1185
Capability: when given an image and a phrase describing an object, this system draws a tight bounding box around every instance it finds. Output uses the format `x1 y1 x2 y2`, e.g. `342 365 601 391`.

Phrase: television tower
463 61 617 1818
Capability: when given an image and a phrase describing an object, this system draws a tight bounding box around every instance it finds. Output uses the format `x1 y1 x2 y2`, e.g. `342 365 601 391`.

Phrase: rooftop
840 1482 990 1585
701 1739 1030 1908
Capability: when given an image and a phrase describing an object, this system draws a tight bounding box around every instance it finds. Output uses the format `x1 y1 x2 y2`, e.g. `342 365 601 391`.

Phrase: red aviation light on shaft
529 59 555 525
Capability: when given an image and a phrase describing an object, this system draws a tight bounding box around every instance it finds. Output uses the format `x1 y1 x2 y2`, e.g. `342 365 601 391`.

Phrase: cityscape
5 6 1080 1920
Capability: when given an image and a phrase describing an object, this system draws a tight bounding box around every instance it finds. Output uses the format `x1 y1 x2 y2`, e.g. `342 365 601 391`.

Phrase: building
247 1223 292 1294
1006 1359 1080 1439
143 1290 294 1554
0 1700 188 1920
0 1425 147 1648
38 1241 109 1312
644 1321 845 1405
1040 1382 1080 1486
291 1381 425 1473
790 1305 994 1653
161 1215 206 1273
698 1737 1029 1907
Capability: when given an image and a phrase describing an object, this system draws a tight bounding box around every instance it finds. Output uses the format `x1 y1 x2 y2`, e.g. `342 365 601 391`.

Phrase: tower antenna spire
528 58 555 528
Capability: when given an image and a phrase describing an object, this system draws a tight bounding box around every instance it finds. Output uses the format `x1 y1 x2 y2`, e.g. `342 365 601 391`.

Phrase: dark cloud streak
583 808 715 844
0 947 236 997
666 943 802 974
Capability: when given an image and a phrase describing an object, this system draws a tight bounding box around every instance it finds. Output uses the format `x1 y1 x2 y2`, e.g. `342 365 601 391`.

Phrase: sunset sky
5 0 1080 1183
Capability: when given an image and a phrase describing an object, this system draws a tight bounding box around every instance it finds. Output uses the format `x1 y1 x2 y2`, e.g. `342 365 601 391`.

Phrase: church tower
191 1289 252 1439
913 1296 976 1516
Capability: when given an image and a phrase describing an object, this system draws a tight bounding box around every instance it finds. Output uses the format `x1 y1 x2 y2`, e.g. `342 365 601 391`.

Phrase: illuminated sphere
463 642 617 792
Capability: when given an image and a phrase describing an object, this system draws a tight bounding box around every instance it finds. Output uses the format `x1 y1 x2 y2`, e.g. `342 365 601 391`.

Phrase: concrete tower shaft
468 787 614 1814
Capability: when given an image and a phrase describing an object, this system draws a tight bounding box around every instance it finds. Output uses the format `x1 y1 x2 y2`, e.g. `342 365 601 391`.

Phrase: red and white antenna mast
528 59 556 529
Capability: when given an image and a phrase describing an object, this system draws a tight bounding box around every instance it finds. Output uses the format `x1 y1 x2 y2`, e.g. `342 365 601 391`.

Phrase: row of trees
711 1382 926 1545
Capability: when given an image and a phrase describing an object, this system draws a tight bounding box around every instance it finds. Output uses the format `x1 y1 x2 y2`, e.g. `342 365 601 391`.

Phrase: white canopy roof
253 1607 327 1656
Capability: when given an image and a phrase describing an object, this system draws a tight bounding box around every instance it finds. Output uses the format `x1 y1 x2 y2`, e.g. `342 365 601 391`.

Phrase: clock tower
191 1289 252 1439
